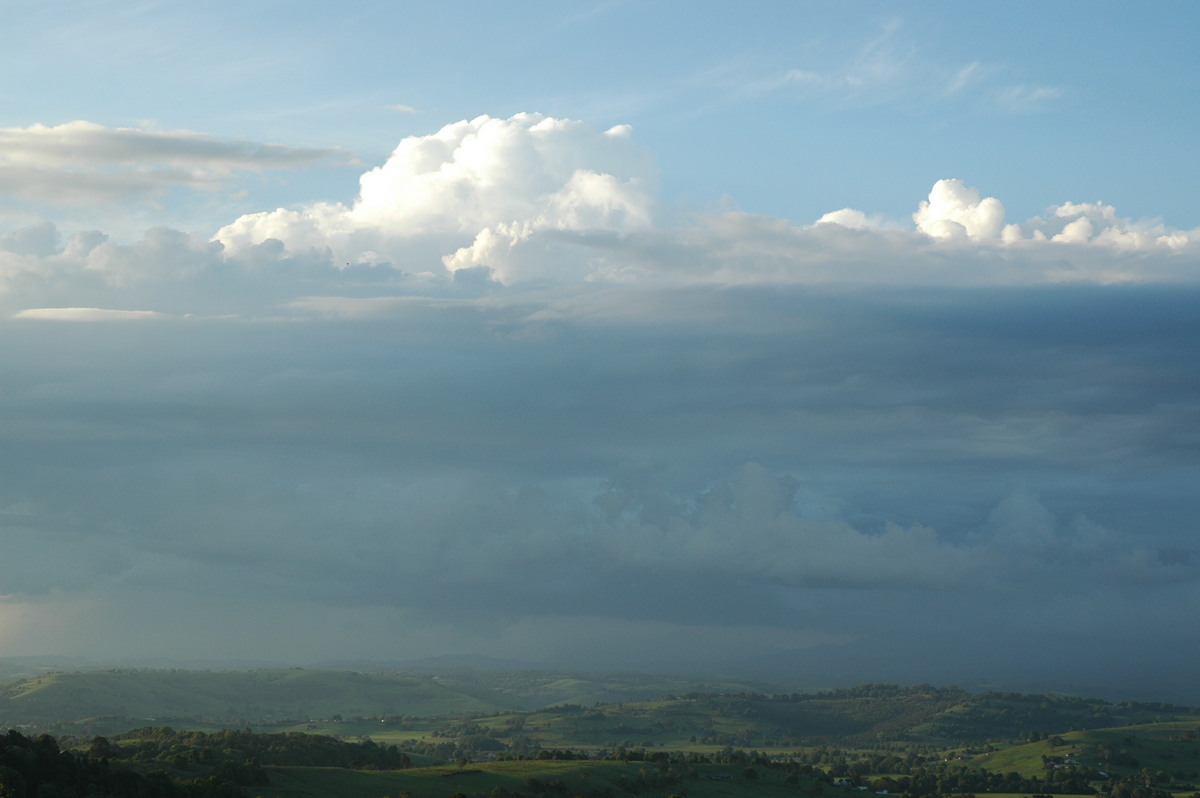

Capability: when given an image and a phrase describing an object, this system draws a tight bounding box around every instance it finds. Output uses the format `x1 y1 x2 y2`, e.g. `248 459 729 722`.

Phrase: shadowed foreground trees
0 729 253 798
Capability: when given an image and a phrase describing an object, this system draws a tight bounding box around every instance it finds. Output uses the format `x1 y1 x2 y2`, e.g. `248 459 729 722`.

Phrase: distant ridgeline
0 671 1197 742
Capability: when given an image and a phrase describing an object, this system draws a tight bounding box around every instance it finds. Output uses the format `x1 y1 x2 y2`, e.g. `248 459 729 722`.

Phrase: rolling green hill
972 722 1200 780
3 672 1199 798
914 691 1196 742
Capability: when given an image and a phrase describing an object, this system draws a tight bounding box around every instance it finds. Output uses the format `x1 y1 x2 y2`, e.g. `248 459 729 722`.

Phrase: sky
1 1 1199 700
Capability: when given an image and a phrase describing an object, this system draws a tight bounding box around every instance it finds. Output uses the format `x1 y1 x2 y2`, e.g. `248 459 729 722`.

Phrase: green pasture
971 723 1200 788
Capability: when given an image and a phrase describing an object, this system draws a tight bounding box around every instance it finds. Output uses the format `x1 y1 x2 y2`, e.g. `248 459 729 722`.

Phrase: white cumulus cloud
913 178 1006 240
216 113 656 284
2 116 1200 319
1011 200 1193 251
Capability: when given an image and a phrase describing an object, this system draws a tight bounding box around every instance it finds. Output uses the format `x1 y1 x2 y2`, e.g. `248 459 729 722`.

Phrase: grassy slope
973 723 1200 780
912 692 1197 743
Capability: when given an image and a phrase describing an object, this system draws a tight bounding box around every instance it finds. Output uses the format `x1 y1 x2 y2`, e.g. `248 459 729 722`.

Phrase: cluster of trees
110 727 408 770
1100 782 1176 798
484 783 612 798
390 734 535 763
0 729 253 798
877 764 1096 796
424 723 514 757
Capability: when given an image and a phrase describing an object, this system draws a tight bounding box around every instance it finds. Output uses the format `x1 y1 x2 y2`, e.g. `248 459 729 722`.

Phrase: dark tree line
111 726 408 770
0 728 251 798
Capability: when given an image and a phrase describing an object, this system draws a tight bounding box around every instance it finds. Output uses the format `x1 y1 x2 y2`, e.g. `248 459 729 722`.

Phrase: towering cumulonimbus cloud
214 113 656 283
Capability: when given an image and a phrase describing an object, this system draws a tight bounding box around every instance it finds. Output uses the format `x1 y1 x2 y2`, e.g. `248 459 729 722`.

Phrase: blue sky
6 1 1198 232
1 1 1199 699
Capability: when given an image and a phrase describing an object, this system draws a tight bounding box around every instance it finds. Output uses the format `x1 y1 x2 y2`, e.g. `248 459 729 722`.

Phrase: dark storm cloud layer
2 114 1199 695
2 283 1197 687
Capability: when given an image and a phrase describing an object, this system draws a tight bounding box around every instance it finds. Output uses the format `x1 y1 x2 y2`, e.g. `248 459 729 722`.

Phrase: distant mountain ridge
0 666 779 729
2 667 1198 747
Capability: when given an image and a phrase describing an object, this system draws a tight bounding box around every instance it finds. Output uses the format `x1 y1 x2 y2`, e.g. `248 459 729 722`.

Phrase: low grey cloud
0 121 342 170
0 121 347 204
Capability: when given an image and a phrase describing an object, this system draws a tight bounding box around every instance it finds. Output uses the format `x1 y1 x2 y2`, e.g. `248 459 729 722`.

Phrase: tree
87 737 115 760
0 766 25 798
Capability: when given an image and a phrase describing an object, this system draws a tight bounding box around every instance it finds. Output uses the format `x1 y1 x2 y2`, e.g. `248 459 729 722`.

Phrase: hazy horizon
2 650 1196 707
2 2 1198 702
